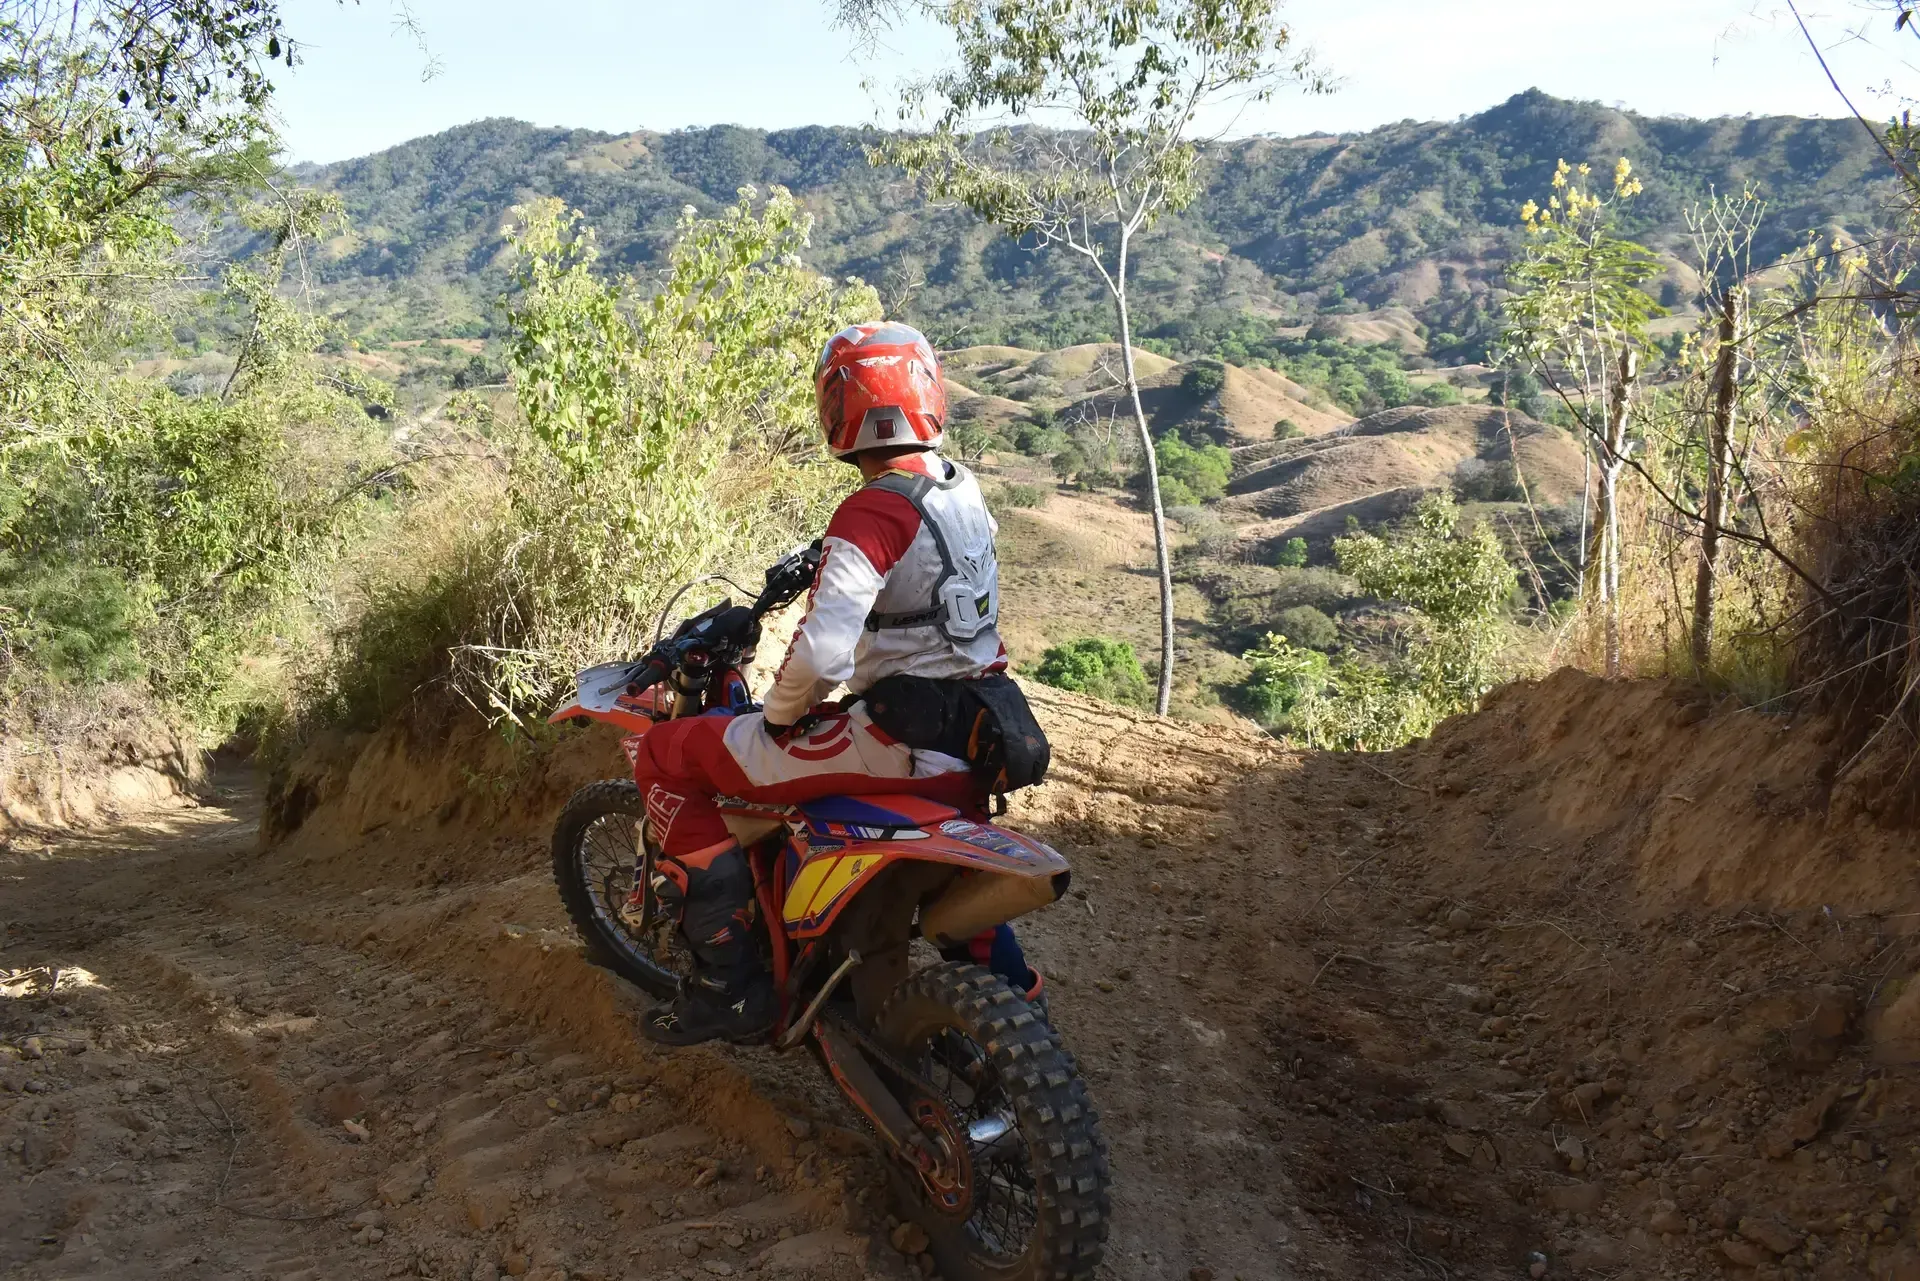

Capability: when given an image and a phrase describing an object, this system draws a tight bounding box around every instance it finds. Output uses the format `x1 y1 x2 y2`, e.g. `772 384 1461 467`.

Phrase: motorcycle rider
631 321 1045 1046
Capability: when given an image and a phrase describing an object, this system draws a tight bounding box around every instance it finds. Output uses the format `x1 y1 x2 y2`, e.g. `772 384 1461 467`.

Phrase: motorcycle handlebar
628 543 820 696
626 654 671 695
753 539 823 619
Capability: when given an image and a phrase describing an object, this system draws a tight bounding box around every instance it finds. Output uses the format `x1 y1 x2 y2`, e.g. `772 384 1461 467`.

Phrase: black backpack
858 672 1050 799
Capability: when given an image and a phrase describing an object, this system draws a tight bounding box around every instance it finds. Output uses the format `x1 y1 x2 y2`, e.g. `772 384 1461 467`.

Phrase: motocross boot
1022 969 1051 1025
640 840 774 1047
944 924 1051 1023
642 962 775 1047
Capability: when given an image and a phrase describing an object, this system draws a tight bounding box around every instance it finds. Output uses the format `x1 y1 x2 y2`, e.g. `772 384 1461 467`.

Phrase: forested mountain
294 89 1889 357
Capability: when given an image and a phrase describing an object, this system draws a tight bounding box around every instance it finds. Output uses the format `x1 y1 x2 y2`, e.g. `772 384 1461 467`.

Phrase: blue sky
270 1 1918 165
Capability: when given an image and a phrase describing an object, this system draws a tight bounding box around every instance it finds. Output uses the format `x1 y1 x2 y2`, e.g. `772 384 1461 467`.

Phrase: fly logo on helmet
815 322 947 460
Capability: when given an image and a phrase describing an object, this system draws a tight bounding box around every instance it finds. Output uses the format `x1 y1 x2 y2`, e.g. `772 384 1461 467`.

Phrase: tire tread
550 779 679 999
877 962 1110 1281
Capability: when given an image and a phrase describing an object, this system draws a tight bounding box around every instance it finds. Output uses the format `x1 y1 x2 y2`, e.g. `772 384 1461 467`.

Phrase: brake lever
756 539 824 616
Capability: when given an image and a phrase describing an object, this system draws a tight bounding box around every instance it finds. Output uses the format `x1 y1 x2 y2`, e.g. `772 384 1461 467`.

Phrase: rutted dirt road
0 774 879 1281
7 672 1920 1281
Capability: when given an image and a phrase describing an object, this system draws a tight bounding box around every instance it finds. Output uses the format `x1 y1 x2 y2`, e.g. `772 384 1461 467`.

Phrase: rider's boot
1021 968 1051 1025
945 924 1052 1023
642 960 775 1047
639 839 775 1047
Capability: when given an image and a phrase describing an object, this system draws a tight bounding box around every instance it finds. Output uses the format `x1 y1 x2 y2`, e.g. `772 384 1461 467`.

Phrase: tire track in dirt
47 668 1920 1281
1 775 882 1281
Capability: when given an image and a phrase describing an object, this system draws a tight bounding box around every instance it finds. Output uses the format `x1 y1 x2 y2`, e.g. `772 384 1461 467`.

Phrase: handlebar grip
627 656 670 694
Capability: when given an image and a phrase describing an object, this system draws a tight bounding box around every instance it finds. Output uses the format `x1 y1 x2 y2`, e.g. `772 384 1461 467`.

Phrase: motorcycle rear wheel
550 779 686 999
875 963 1110 1281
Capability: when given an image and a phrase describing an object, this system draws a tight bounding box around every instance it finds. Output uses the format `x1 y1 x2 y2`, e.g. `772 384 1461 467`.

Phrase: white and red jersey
763 453 1007 726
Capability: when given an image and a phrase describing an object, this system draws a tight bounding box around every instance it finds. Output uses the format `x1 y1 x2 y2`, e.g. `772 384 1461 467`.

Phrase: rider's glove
765 703 836 746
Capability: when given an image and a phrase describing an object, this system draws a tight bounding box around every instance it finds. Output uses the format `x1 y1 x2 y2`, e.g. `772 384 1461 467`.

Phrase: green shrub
1275 536 1309 568
1141 433 1231 504
1366 365 1415 407
1031 637 1151 708
1419 382 1463 407
1157 474 1199 507
1274 492 1518 750
1488 367 1553 421
944 414 1001 460
1181 360 1227 400
1292 657 1443 750
1270 565 1357 612
1169 505 1236 558
0 564 147 686
293 190 876 737
1453 459 1525 503
1237 632 1329 726
1013 419 1069 455
1275 418 1305 439
3 187 396 726
996 482 1047 510
1274 604 1337 650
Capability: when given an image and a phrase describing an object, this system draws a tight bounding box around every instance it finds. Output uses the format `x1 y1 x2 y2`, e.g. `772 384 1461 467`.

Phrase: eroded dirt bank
0 698 204 838
6 671 1920 1281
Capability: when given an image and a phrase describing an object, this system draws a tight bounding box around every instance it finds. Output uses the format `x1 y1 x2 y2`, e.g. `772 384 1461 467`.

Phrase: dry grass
1790 381 1920 778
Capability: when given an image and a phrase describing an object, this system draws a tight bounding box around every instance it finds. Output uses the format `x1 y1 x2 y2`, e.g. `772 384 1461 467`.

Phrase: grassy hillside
281 90 1887 359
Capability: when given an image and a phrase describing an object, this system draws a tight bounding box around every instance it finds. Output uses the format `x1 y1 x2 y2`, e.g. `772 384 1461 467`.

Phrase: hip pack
858 672 1050 797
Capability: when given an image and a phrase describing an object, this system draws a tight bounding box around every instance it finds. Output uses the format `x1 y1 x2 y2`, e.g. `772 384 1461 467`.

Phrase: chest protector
862 463 1000 642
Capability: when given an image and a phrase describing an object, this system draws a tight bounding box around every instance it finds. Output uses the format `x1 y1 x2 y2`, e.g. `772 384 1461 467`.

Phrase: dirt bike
546 545 1110 1281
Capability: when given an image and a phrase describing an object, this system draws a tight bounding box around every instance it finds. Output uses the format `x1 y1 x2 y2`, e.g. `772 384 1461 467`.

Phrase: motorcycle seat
797 794 961 830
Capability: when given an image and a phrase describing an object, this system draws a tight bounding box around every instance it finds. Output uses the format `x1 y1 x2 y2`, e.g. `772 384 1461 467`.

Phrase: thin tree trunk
1691 287 1742 674
1111 278 1174 716
1578 434 1591 576
1599 348 1639 676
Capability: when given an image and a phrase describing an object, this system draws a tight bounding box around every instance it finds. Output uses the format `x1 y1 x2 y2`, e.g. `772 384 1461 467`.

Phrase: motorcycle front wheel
875 963 1111 1281
550 779 687 999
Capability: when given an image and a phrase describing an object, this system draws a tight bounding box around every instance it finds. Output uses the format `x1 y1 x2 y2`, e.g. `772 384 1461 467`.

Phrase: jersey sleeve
762 487 922 725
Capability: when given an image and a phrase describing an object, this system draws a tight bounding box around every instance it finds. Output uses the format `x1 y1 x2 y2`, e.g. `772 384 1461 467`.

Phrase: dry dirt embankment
0 700 204 838
8 672 1920 1281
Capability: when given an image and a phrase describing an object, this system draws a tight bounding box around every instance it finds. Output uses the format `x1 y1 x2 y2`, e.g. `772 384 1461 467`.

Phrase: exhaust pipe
918 869 1069 949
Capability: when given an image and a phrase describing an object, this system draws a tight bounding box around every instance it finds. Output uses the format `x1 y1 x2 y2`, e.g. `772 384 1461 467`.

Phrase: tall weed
289 189 879 737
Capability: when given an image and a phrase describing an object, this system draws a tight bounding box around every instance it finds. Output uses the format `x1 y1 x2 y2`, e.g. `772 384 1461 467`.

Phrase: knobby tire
876 962 1110 1281
550 779 682 1000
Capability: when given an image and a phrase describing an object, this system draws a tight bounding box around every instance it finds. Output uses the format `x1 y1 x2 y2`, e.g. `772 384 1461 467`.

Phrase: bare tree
1684 191 1763 672
868 0 1322 713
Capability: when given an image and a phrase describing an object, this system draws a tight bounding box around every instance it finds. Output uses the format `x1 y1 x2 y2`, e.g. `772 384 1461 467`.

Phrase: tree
479 189 879 726
1683 189 1763 673
1502 158 1662 675
870 0 1322 714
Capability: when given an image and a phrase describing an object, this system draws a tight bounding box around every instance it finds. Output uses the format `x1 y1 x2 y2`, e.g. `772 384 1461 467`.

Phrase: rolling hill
285 90 1890 362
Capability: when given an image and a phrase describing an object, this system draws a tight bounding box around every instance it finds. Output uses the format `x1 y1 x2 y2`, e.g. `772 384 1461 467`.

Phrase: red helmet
814 322 946 460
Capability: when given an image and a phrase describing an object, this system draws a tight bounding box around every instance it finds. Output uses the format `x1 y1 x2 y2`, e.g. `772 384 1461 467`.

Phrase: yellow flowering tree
1503 157 1663 674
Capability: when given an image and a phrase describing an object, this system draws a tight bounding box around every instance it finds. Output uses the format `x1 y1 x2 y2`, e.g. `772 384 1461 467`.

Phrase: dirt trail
1 774 873 1281
10 670 1920 1281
